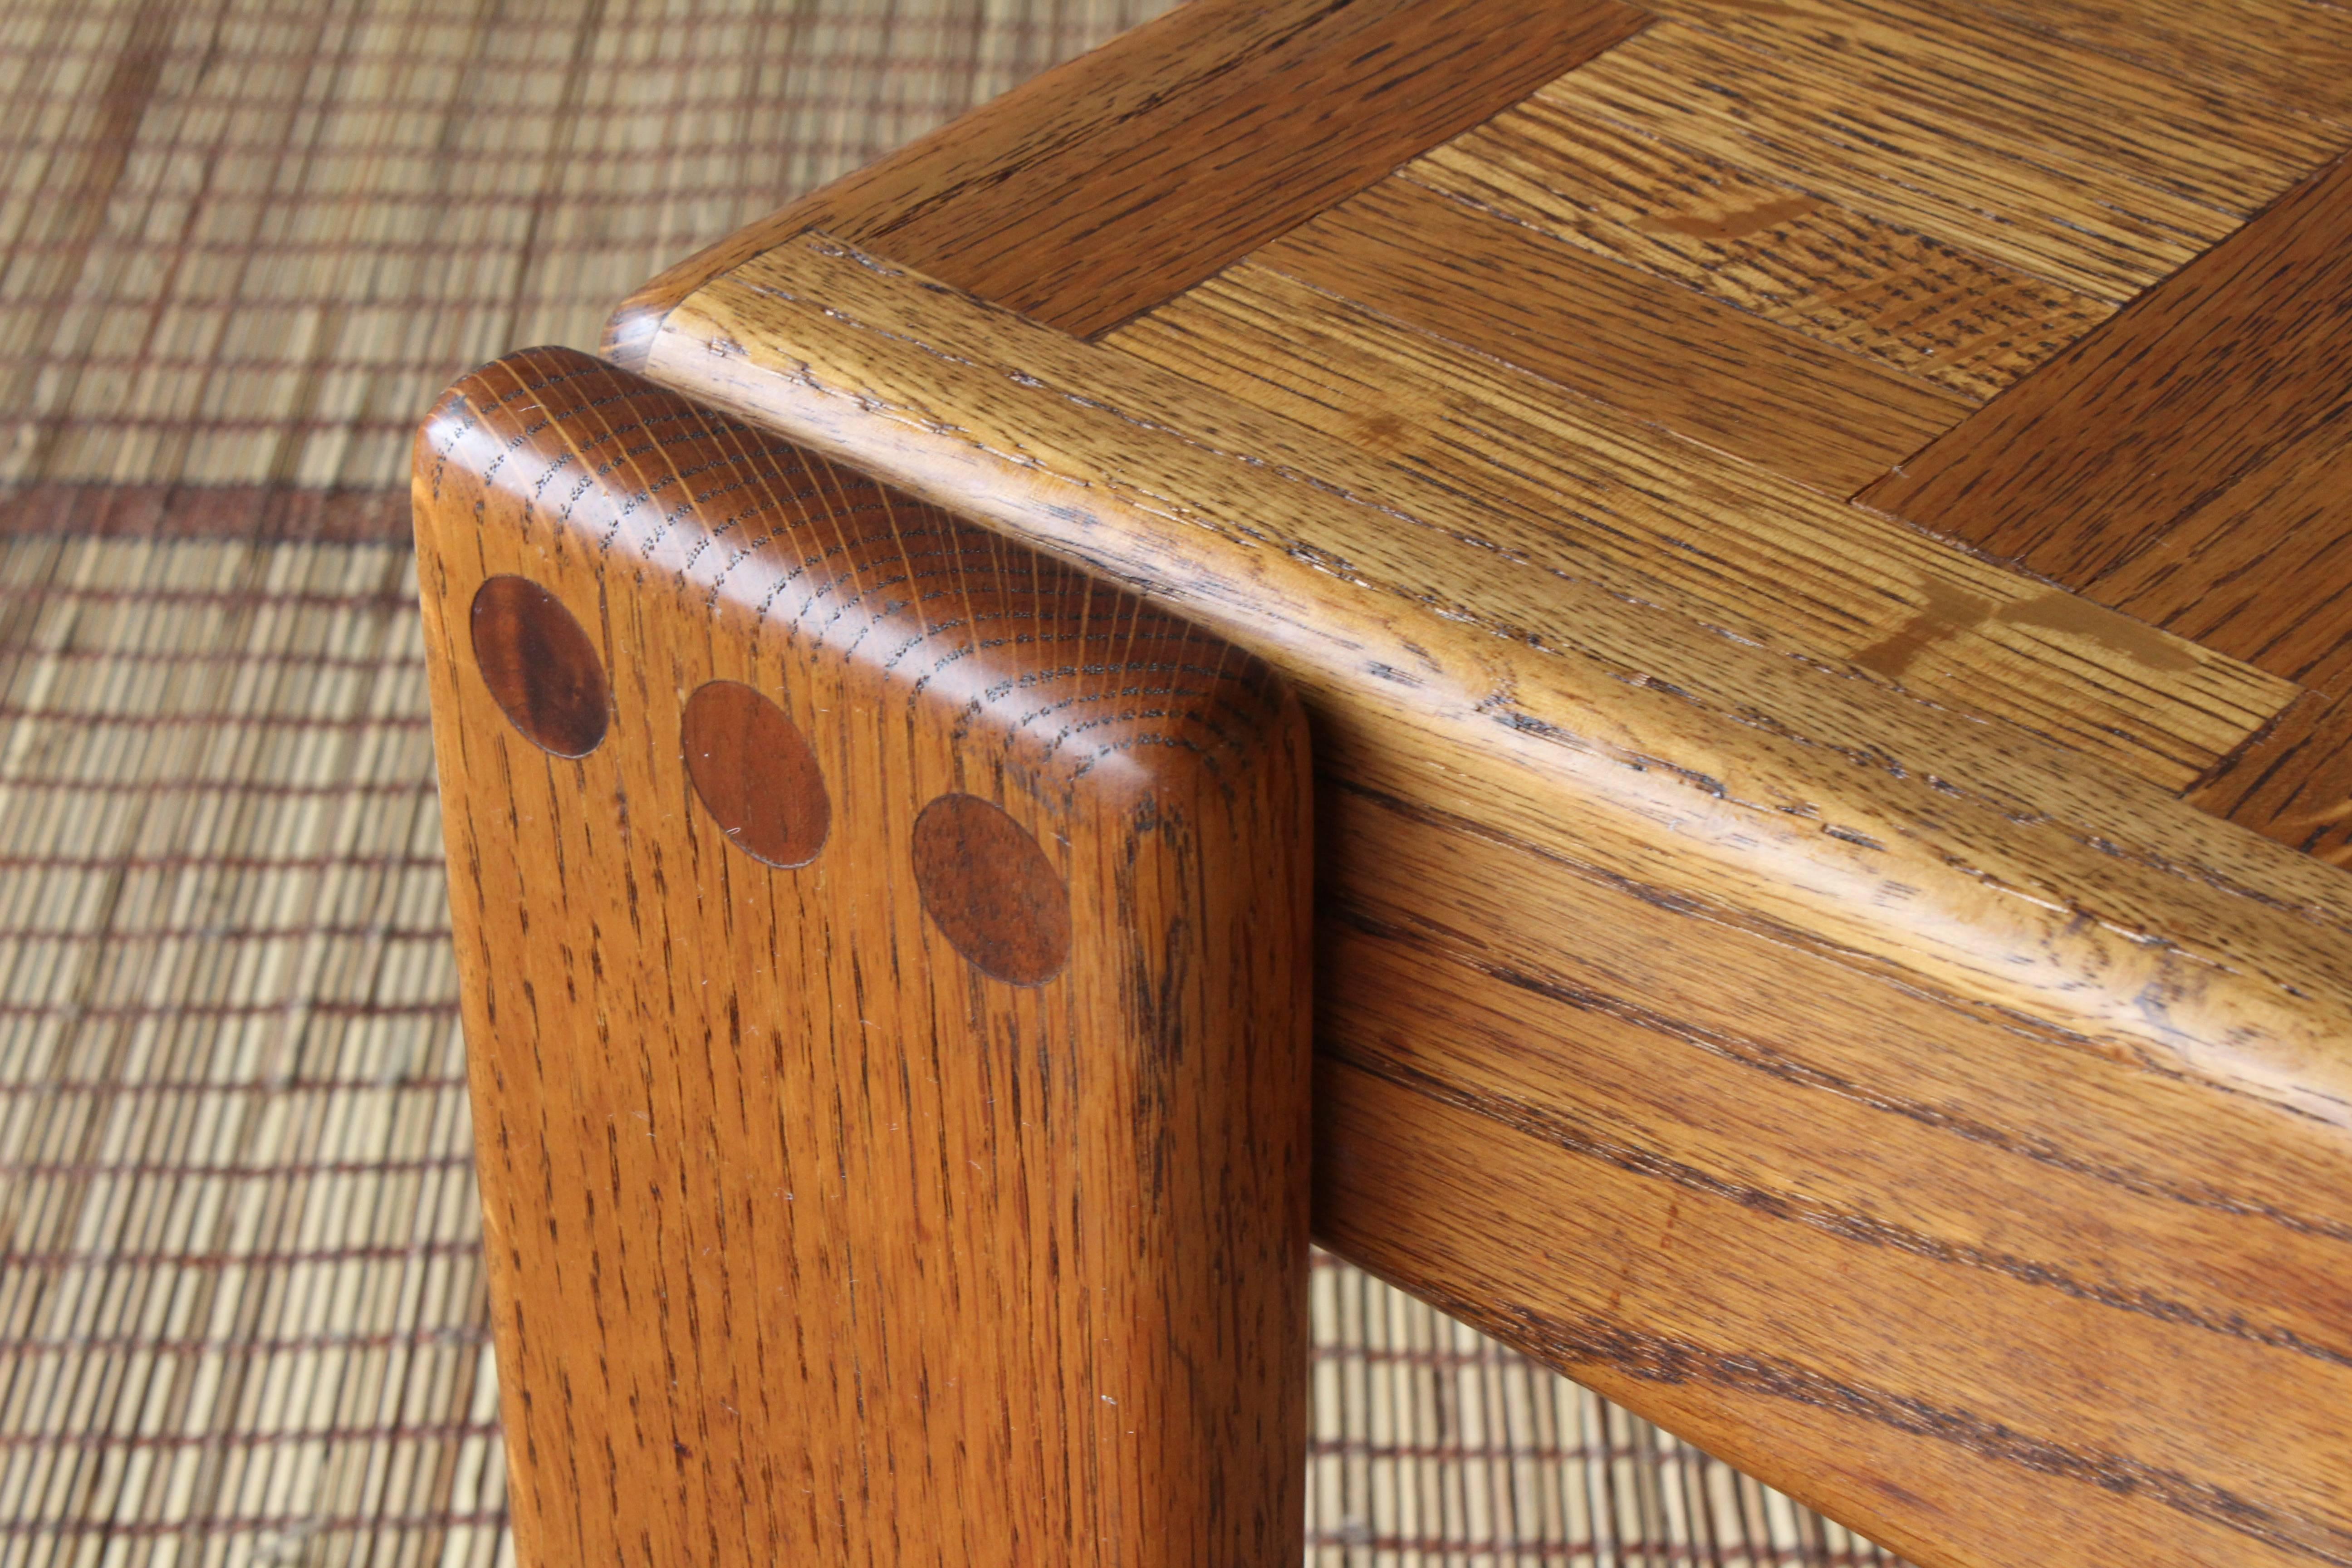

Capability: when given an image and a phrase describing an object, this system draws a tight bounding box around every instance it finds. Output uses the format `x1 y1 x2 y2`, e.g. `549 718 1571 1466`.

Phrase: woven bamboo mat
0 0 1908 1562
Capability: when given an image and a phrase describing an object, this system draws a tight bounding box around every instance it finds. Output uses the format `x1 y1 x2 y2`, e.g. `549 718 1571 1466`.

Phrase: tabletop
596 2 2352 1562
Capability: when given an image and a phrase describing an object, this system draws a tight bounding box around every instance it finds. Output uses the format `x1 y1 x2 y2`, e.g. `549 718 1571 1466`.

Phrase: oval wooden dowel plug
412 346 1313 1568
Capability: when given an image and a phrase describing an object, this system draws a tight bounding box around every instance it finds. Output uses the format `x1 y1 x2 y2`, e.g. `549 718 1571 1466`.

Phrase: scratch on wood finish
413 347 1313 1568
2193 694 2352 869
633 232 2352 1565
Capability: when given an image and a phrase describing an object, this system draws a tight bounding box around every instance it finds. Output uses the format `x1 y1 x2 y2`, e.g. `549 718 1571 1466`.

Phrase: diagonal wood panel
1405 95 2116 401
1250 179 1973 493
606 0 1648 358
1630 0 2342 216
856 0 1649 337
1106 260 2289 786
1547 22 2253 303
1858 143 2352 864
1926 0 2352 125
634 230 2352 1568
2088 403 2352 690
1861 152 2352 583
2087 406 2352 864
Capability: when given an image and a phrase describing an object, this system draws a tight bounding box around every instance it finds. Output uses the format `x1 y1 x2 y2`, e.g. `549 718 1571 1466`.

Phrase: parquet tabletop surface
588 2 2352 1563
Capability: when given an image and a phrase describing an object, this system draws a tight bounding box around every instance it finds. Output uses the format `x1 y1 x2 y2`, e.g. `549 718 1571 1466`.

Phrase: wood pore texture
606 1 2352 1564
412 347 1313 1568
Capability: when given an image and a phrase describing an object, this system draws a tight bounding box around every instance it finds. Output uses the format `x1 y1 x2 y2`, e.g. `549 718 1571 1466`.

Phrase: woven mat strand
0 0 1159 535
0 0 1907 1561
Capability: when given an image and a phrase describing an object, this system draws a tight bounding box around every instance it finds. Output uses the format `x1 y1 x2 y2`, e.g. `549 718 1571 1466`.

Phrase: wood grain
650 232 2352 1122
852 0 1647 338
1104 260 2288 787
603 0 1646 361
2191 692 2352 869
2088 402 2352 692
1406 95 2116 401
605 0 1358 365
1314 1061 2352 1568
2085 404 2352 864
1928 0 2352 126
413 347 1313 1568
630 233 2352 1568
1631 0 2340 219
1856 133 2352 862
1547 20 2250 304
1250 178 1974 493
596 1 2352 1553
468 573 610 758
1862 150 2352 582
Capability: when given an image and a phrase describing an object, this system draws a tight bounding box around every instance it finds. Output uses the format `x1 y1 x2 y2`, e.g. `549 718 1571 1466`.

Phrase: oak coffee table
411 1 2352 1564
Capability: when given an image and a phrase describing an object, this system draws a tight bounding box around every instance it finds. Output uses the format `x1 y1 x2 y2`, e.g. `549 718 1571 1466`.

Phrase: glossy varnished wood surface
633 230 2352 1568
603 0 1646 362
1250 179 1970 493
1862 152 2352 583
1103 260 2285 787
1856 148 2352 862
608 0 2352 1561
414 348 1313 1568
1403 89 2116 402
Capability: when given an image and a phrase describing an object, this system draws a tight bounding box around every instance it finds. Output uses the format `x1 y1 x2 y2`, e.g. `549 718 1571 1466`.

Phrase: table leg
411 346 1313 1567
